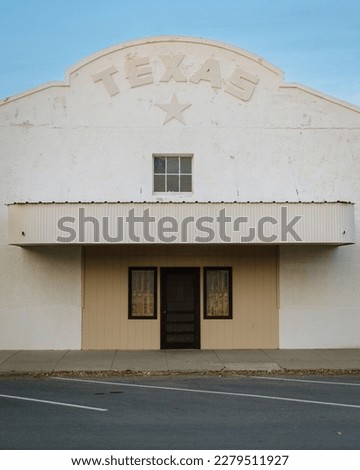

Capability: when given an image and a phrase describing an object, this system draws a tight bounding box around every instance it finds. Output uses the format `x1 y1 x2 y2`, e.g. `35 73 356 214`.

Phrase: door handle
163 310 167 315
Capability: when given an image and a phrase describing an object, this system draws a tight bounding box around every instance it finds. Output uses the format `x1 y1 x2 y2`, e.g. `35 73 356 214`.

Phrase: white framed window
153 154 192 193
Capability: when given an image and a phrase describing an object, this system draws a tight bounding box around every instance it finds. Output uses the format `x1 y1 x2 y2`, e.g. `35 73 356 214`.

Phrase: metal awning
7 201 355 246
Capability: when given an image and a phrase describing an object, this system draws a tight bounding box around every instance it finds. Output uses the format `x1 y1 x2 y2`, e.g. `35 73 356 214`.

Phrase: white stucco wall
0 212 81 349
1 36 360 348
279 244 360 348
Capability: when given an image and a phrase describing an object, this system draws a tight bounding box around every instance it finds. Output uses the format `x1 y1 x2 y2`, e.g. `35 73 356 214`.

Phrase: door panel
161 268 200 349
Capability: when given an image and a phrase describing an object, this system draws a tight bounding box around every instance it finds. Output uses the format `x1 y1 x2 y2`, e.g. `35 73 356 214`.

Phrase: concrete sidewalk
0 349 360 374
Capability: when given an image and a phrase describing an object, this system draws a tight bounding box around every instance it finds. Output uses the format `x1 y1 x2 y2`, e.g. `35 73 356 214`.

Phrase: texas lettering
92 54 259 102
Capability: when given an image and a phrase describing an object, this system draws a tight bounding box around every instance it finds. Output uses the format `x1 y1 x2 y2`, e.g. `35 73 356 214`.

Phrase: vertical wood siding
82 245 278 349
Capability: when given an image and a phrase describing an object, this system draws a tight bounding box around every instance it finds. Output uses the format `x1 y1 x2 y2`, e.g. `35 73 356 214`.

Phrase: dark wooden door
161 268 200 349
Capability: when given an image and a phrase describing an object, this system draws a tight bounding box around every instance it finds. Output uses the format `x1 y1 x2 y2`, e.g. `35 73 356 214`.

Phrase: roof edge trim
66 35 284 78
0 81 66 106
280 82 360 114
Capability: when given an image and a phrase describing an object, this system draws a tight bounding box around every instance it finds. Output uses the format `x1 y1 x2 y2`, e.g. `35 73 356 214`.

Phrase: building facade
1 36 359 350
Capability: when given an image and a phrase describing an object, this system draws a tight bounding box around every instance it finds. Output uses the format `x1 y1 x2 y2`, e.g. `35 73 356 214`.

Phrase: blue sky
1 0 359 105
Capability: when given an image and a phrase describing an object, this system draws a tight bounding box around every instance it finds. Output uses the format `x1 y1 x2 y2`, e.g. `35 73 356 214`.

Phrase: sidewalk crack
54 350 70 372
261 349 283 369
212 350 224 368
110 350 117 370
0 350 21 367
165 350 170 371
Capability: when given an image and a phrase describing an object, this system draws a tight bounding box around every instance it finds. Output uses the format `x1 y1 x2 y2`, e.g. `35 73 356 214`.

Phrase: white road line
251 376 360 387
53 377 360 410
0 393 108 412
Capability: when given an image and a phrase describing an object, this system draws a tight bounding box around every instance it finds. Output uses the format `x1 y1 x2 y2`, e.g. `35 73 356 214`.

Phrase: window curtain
206 270 229 317
131 270 155 317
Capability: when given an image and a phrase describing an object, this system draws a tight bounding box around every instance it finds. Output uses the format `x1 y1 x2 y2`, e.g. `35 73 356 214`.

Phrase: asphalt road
0 374 360 449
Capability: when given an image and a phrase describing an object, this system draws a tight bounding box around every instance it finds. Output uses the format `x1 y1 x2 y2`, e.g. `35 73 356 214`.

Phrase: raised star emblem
156 93 191 125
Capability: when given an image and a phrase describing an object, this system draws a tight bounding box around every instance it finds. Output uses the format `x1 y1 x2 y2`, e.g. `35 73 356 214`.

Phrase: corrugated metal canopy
8 201 355 246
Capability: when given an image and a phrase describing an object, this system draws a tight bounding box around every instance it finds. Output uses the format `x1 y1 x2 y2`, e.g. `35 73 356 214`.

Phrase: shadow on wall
279 243 359 306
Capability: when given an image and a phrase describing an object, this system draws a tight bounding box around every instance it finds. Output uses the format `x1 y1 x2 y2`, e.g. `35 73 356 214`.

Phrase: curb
1 368 360 378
